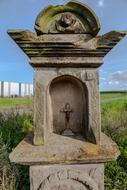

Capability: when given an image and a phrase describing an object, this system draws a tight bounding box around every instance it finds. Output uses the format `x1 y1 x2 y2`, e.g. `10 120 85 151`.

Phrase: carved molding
34 81 44 145
86 72 95 81
38 169 98 190
57 70 81 80
34 1 100 36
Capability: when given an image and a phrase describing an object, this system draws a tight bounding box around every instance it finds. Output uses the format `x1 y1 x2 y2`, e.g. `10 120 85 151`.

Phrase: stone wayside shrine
8 1 127 190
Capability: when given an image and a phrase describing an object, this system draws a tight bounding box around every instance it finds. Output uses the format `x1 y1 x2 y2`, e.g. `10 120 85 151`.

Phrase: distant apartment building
0 81 33 97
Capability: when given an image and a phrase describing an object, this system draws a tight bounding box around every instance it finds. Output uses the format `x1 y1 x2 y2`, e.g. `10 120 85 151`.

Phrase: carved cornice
7 30 126 68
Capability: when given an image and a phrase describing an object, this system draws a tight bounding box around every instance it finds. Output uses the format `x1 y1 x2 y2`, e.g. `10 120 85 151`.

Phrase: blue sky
0 0 127 91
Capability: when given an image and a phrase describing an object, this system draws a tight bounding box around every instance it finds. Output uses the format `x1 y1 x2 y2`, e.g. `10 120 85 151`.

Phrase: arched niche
49 75 88 139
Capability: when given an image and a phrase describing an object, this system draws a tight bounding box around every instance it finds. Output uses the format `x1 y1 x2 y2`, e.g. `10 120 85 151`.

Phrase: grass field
101 92 127 104
0 97 32 107
0 92 127 107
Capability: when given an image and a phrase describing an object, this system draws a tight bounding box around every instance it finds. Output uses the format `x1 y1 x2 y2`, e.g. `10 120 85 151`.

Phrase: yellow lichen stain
81 143 100 157
46 153 68 163
43 145 119 163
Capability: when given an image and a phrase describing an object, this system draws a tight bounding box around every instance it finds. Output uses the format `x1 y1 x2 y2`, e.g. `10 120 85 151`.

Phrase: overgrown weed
0 111 32 190
102 100 127 190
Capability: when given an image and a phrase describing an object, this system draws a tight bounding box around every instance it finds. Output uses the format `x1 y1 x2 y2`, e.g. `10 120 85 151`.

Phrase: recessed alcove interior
48 75 89 140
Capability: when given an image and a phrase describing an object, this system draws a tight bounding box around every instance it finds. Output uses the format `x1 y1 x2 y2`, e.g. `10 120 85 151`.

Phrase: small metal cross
60 103 74 136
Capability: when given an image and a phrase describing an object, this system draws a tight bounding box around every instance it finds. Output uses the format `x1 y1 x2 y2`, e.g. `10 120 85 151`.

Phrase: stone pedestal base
30 164 104 190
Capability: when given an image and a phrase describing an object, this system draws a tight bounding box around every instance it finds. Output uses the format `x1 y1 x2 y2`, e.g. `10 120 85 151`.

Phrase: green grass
0 97 32 107
101 94 127 190
101 92 127 104
0 92 127 107
0 92 126 108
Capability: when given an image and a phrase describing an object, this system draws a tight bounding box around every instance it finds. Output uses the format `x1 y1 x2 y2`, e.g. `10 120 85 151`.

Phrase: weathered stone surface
33 79 44 145
48 12 85 34
7 30 126 61
30 164 104 190
32 68 100 144
50 76 87 135
34 1 100 36
30 57 103 68
97 31 127 47
9 132 119 165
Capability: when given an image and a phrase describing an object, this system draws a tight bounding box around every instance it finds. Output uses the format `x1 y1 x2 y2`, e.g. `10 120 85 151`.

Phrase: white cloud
110 70 127 82
105 70 127 90
100 77 106 81
108 81 119 85
98 0 104 7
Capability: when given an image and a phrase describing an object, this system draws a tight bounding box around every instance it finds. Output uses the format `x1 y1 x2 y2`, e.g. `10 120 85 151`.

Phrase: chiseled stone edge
9 133 120 165
7 30 127 60
38 169 98 190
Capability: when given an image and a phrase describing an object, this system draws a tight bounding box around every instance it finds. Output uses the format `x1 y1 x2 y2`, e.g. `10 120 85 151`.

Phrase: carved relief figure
53 13 85 34
60 103 74 136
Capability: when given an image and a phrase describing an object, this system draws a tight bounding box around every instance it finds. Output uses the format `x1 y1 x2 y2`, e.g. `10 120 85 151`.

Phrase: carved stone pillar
8 1 126 189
